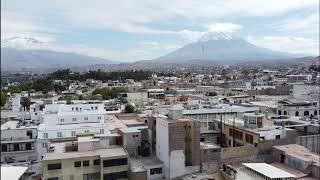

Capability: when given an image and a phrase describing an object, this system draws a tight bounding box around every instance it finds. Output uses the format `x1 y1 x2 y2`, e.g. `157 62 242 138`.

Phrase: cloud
2 0 319 60
274 13 319 36
207 23 243 33
247 36 319 55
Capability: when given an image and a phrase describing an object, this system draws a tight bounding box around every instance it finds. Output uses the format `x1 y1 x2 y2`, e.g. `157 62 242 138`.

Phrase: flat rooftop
273 144 320 167
43 147 127 161
120 126 148 133
130 157 163 173
242 163 296 179
1 166 28 180
1 121 37 130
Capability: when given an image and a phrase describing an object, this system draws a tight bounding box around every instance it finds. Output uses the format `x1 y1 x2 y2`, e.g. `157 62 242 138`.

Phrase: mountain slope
155 32 296 63
1 47 115 71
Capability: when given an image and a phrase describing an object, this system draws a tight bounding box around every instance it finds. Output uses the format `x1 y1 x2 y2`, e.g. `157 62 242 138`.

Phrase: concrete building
37 103 109 160
272 144 320 178
147 89 165 99
287 74 312 83
277 99 319 118
41 136 128 180
126 92 149 108
213 112 293 147
12 93 21 112
1 121 38 164
118 126 150 157
156 110 200 179
183 103 260 134
129 157 164 180
291 83 320 102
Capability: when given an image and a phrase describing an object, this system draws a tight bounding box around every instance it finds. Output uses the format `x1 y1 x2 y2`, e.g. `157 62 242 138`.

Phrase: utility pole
220 114 223 147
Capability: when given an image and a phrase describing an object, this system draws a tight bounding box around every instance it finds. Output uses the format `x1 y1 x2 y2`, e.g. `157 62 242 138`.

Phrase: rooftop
1 166 28 180
43 147 127 161
130 157 163 173
242 163 296 179
273 144 320 167
1 120 37 130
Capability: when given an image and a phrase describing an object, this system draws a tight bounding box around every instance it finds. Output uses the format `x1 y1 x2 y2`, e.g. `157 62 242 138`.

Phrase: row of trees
93 87 128 100
49 69 153 81
5 79 68 94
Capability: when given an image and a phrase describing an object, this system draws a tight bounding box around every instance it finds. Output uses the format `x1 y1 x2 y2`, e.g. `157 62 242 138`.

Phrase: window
84 130 89 133
98 116 102 120
70 175 74 180
276 135 280 139
74 161 81 167
42 143 47 148
100 129 104 134
47 178 59 180
91 106 94 110
83 160 90 167
26 142 32 150
13 144 20 151
84 173 100 180
57 132 62 137
103 158 127 167
2 144 7 152
84 117 88 120
72 107 74 111
150 167 162 175
43 133 48 138
245 134 253 144
103 171 127 180
71 131 76 137
93 159 100 165
60 118 64 123
27 130 33 138
72 118 77 121
95 106 98 110
48 163 61 170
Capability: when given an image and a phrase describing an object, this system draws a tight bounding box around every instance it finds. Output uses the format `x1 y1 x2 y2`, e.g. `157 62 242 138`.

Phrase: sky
1 0 319 62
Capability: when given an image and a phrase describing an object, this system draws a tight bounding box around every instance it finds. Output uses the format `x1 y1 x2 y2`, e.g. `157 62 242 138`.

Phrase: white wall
156 118 169 178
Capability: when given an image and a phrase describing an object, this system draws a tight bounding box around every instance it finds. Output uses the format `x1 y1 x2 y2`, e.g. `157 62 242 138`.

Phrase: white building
11 94 21 112
36 103 109 160
126 92 149 108
1 121 38 163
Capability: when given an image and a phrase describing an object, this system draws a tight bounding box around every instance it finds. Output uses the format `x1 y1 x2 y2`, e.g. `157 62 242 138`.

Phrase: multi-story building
287 74 312 83
1 121 38 164
277 99 319 118
156 109 200 179
41 136 128 180
213 112 295 147
37 103 109 160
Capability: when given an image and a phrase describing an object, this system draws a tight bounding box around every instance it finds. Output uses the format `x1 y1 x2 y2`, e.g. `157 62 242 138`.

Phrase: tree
124 103 135 113
21 97 31 111
0 91 7 107
93 87 128 100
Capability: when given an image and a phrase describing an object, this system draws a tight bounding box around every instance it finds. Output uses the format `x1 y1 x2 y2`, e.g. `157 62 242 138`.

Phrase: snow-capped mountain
154 32 297 63
1 36 118 71
1 47 117 71
1 36 48 49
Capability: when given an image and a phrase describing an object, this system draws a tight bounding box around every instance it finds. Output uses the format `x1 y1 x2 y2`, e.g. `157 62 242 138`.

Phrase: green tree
0 91 7 107
93 87 128 100
124 103 135 113
21 97 31 111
